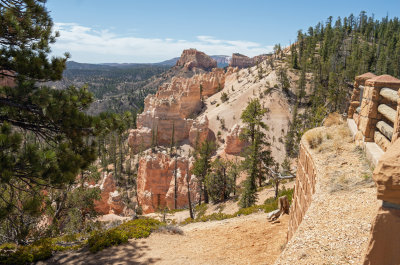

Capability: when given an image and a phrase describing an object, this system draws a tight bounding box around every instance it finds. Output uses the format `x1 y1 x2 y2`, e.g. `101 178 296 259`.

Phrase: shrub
221 92 228 103
87 218 161 253
0 239 53 264
88 229 128 253
304 130 323 149
194 203 208 219
324 112 342 127
156 225 183 235
219 118 226 130
180 188 294 225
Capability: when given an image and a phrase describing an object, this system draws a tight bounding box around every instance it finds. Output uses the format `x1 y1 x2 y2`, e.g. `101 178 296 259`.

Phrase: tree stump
278 195 289 214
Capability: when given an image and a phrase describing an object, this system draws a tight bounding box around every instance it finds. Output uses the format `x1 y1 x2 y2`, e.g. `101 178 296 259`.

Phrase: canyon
92 48 298 216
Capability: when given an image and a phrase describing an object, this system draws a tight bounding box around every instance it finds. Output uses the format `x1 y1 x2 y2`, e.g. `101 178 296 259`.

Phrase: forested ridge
285 12 400 157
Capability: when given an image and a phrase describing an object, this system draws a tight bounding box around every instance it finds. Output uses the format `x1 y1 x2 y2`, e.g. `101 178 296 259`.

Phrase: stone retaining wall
287 139 317 240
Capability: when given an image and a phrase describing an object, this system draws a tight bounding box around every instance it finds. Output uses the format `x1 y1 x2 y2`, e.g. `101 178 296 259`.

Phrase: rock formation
229 53 254 68
229 53 270 68
128 68 227 151
189 116 216 147
0 70 15 87
94 172 125 215
224 124 248 155
176 49 217 71
363 138 400 265
136 151 198 214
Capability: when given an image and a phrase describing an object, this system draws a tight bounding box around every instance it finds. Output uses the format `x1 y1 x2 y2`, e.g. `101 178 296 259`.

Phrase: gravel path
275 124 380 265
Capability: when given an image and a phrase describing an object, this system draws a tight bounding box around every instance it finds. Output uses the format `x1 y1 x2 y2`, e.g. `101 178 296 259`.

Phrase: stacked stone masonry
347 72 400 264
348 73 400 152
287 140 317 240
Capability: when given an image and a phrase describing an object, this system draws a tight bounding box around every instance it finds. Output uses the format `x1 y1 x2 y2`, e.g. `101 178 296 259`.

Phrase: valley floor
42 212 288 265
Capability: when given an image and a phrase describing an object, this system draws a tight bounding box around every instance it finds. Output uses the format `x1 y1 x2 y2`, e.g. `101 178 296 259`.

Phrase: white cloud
51 23 273 63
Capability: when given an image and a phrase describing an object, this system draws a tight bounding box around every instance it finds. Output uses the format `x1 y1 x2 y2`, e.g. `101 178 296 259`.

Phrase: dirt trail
44 213 288 265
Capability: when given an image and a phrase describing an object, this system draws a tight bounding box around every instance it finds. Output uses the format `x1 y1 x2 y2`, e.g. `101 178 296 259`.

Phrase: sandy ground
43 213 289 265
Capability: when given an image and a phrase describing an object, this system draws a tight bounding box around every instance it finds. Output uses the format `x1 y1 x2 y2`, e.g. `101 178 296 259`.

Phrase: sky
46 0 400 64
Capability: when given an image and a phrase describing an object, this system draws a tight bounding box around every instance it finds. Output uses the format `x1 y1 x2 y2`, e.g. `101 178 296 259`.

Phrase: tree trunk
204 185 209 204
275 179 280 199
174 157 178 209
198 189 202 207
186 170 194 219
278 195 290 214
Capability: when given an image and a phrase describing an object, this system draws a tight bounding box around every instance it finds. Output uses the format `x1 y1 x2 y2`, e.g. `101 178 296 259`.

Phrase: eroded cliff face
176 48 217 71
224 124 248 155
137 151 199 214
128 68 232 152
229 53 270 68
93 172 125 215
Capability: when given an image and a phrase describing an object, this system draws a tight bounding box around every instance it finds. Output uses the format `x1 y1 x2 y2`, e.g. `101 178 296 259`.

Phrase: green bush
220 92 228 102
180 188 294 225
88 229 129 253
87 218 161 253
0 218 165 263
194 203 208 219
0 239 53 265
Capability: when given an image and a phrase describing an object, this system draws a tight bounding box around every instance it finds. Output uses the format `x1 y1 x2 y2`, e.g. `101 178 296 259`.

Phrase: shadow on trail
41 240 160 265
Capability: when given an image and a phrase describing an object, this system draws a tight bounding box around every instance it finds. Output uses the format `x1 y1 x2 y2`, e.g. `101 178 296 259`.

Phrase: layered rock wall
224 124 249 155
176 49 217 71
128 68 227 151
93 172 125 215
287 137 317 240
229 53 270 68
229 53 254 68
136 152 198 214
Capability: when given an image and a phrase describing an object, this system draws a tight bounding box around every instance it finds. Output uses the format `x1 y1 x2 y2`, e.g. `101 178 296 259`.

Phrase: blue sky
46 0 400 63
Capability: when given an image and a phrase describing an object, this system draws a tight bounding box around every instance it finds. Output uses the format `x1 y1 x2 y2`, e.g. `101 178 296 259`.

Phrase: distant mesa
176 48 217 71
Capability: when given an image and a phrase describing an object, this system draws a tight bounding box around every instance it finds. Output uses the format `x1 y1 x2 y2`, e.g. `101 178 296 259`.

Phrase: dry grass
305 130 323 149
324 112 342 127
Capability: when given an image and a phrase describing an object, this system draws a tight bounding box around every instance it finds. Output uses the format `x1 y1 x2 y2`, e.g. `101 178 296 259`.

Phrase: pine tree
191 140 216 205
0 0 98 241
239 99 273 208
205 157 234 203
